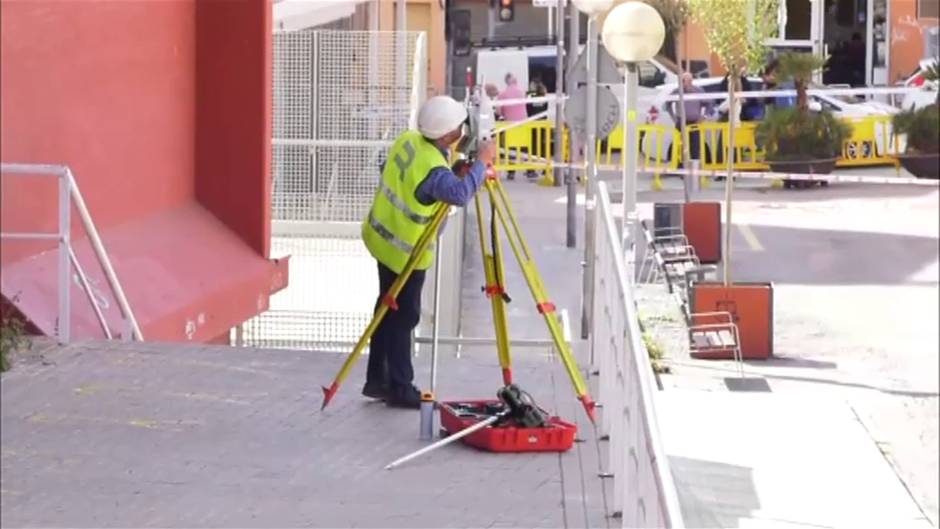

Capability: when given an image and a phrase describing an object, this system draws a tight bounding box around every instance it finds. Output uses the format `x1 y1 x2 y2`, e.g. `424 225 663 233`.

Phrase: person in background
497 73 527 122
762 58 796 110
665 72 714 164
718 73 764 122
497 73 537 180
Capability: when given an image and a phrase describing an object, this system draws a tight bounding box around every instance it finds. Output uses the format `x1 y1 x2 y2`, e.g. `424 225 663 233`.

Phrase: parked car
633 79 899 161
897 58 939 111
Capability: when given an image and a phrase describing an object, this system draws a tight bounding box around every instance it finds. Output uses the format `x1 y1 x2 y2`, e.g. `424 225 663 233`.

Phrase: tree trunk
722 72 739 286
796 80 809 112
675 35 692 202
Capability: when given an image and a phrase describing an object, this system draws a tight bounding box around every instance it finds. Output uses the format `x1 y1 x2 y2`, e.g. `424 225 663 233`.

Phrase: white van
474 45 680 98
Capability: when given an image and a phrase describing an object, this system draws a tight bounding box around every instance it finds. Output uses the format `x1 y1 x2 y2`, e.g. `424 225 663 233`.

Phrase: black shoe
386 384 422 409
362 382 389 400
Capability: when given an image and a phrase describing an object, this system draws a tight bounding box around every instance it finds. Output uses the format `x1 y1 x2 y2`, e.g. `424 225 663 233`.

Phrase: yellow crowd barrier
492 120 558 182
687 115 900 172
836 115 901 168
459 114 899 181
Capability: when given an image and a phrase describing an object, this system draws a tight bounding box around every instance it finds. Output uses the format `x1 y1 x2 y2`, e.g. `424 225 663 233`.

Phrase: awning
273 0 369 31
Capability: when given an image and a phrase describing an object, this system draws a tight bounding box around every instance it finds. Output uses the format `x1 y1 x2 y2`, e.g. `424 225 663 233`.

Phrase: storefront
683 0 937 87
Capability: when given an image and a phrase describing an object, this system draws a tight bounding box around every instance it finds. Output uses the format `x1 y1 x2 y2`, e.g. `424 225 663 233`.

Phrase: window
919 0 939 19
637 61 665 88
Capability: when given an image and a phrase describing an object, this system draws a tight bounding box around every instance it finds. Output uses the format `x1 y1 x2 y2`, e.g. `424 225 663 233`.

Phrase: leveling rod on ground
384 412 505 470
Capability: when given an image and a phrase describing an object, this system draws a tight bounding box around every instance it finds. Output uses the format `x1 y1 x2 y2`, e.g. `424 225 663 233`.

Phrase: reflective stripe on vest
378 181 433 225
367 211 413 254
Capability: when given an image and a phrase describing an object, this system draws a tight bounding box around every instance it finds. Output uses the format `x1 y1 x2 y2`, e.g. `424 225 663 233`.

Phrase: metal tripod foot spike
578 394 597 424
321 382 339 410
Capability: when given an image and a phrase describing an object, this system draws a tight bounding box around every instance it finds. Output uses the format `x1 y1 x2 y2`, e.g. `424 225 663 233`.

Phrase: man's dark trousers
367 261 426 392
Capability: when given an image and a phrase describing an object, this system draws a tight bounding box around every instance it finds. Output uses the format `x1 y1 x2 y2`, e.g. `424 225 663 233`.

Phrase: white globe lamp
571 0 614 16
601 1 666 63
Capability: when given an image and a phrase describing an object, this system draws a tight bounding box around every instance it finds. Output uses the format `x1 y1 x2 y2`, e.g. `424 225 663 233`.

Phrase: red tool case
439 400 577 453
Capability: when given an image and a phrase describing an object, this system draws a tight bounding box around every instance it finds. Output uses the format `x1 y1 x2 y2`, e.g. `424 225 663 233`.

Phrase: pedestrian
496 73 535 180
665 72 714 164
718 73 764 122
361 95 496 409
496 73 527 122
762 59 796 110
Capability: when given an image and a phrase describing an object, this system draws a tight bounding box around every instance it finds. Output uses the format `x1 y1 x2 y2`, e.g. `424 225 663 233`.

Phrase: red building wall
1 1 196 263
0 0 287 343
196 0 272 257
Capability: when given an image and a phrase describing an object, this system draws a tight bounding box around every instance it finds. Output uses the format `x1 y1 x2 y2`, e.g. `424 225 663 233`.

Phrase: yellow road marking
738 223 764 252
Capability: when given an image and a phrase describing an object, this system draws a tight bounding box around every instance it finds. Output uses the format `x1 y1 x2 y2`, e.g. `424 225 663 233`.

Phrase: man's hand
476 140 496 167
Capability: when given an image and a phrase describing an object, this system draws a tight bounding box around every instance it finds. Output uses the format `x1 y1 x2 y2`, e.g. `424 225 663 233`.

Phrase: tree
688 0 778 285
776 52 827 112
647 0 693 181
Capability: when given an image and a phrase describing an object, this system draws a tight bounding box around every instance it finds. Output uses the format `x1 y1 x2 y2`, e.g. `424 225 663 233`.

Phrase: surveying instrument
320 88 597 425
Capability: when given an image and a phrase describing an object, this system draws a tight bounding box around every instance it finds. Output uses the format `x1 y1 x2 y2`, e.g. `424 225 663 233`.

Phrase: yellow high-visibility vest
361 130 447 274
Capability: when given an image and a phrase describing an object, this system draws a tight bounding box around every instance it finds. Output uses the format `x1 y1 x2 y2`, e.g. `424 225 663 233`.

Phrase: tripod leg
321 203 450 409
474 193 513 384
484 178 597 423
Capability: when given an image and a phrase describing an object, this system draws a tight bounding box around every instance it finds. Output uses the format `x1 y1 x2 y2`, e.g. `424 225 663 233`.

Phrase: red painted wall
0 1 196 264
890 0 939 83
1 0 283 343
195 0 272 258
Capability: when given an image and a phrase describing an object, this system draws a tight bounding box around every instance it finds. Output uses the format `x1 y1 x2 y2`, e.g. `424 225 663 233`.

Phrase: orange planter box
690 282 774 360
682 202 722 264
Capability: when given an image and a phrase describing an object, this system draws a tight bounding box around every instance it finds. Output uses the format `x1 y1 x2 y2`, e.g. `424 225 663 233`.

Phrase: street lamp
573 0 613 340
602 1 665 282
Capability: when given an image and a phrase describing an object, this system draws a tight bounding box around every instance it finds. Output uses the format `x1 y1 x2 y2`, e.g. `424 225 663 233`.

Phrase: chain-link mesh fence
240 30 426 351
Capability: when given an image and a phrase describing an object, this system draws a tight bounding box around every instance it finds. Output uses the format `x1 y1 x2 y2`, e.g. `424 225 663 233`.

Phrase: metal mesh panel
272 30 421 223
244 234 376 352
241 29 427 352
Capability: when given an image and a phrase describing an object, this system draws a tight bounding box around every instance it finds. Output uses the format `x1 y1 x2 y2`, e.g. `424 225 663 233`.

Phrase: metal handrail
0 163 143 342
593 180 684 527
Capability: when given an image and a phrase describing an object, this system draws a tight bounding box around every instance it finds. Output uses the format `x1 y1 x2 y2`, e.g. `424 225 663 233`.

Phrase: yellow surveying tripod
320 162 597 423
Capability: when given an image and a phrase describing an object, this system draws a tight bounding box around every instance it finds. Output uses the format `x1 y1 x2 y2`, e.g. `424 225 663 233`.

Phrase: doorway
821 0 869 86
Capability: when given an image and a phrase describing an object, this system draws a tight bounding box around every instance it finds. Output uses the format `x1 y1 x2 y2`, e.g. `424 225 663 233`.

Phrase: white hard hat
417 96 468 140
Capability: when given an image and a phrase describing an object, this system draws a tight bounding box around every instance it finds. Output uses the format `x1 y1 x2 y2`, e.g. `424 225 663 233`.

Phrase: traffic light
497 0 514 22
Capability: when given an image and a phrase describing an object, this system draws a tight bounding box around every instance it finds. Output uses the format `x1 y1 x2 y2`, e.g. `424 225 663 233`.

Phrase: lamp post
602 1 665 283
573 0 613 340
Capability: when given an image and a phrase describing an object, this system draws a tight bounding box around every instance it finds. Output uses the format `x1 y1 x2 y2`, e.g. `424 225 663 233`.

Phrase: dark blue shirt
415 159 487 206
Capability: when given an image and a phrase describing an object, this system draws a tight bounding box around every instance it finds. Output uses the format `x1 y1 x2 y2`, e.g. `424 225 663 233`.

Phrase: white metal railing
591 180 683 527
0 163 143 343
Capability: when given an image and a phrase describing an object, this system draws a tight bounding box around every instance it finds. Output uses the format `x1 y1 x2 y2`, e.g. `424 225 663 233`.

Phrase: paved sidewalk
1 338 610 528
658 390 931 529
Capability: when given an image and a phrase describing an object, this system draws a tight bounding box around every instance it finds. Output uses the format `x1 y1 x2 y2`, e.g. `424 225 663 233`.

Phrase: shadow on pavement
724 377 773 392
670 455 760 528
760 356 838 370
728 224 938 286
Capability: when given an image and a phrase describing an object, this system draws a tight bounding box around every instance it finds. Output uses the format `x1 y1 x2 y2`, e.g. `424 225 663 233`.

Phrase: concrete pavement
1 338 610 528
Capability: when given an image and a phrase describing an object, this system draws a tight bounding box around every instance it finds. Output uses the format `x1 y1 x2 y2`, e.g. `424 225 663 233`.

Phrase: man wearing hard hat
361 95 496 409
